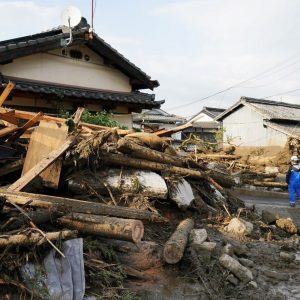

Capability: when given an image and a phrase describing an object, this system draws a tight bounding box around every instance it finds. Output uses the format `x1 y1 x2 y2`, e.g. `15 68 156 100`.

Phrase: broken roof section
0 18 159 91
216 97 300 122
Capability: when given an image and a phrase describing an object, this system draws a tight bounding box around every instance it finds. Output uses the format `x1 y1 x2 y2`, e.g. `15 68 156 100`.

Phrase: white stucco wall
0 45 131 92
222 105 287 147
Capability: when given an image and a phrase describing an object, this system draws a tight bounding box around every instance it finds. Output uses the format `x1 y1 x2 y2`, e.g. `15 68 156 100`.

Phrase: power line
263 88 300 99
167 49 300 111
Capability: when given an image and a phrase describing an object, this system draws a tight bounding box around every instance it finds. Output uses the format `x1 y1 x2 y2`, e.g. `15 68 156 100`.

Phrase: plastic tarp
43 238 85 300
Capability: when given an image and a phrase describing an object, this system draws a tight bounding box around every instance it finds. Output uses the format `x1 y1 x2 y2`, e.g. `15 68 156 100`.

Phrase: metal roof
0 18 159 91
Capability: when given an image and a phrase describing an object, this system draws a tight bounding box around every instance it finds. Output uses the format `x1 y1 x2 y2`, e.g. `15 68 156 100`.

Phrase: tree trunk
0 190 165 222
117 138 184 167
58 214 144 243
163 218 194 264
0 230 77 248
206 170 236 188
4 209 63 231
101 152 205 179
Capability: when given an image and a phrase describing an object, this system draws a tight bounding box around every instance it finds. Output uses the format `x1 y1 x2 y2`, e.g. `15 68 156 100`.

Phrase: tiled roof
203 107 226 118
0 18 158 90
216 97 300 121
264 120 300 139
0 75 163 109
132 108 185 123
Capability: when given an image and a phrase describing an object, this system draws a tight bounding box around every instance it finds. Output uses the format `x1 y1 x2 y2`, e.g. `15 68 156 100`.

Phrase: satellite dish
60 6 82 47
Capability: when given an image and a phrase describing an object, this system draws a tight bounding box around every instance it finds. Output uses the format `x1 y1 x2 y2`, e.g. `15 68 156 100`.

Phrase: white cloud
0 1 61 40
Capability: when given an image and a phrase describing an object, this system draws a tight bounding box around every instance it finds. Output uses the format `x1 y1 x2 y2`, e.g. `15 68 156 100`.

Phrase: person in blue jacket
286 155 300 207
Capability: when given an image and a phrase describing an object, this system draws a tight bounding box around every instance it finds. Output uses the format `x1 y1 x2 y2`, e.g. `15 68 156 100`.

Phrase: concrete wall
0 45 131 92
222 105 287 147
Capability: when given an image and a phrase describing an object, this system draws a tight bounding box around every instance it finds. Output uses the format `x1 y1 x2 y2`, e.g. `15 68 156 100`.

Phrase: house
182 106 225 142
215 96 300 151
0 18 162 128
132 108 185 139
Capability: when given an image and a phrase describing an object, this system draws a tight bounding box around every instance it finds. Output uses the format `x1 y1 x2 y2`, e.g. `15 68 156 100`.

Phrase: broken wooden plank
155 122 193 137
73 107 85 125
0 108 130 135
6 112 43 142
8 135 75 192
21 120 69 189
0 110 17 125
0 125 18 139
198 154 241 160
0 158 24 176
0 81 15 106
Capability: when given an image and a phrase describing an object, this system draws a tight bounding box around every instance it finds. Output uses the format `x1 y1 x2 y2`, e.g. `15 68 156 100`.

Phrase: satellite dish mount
60 6 82 47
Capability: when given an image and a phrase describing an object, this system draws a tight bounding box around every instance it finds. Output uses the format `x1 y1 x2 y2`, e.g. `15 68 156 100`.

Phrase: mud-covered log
243 180 287 188
4 209 63 231
101 152 205 179
155 122 193 137
117 138 183 167
199 154 241 160
206 170 236 188
0 190 165 222
0 230 77 248
163 218 194 264
58 214 144 243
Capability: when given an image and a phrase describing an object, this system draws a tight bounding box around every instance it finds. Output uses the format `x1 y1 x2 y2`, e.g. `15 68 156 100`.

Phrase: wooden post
163 218 194 264
0 125 18 138
0 82 15 106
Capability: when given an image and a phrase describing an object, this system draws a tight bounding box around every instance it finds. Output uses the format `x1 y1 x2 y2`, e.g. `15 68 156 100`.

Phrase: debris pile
0 103 245 299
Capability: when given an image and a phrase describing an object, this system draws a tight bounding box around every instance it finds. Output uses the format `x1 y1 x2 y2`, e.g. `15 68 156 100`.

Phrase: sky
1 0 300 117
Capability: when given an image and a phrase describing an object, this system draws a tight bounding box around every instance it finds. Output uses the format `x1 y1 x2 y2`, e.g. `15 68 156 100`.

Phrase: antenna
60 6 82 47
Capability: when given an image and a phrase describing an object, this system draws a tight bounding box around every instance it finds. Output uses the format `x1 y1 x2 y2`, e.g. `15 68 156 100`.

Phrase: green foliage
215 127 226 144
81 110 128 129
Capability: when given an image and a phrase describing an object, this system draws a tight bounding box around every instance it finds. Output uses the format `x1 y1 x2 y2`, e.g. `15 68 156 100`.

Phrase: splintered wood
21 121 68 189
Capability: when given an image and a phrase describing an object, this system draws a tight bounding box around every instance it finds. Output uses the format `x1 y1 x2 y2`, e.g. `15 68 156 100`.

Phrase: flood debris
1 103 300 299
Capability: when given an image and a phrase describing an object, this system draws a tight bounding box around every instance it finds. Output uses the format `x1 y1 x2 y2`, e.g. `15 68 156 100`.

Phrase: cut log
58 213 144 243
21 120 69 189
163 218 194 264
101 152 205 179
0 230 77 248
0 190 166 222
0 81 14 106
8 136 76 192
0 158 24 176
117 138 183 167
155 122 193 137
